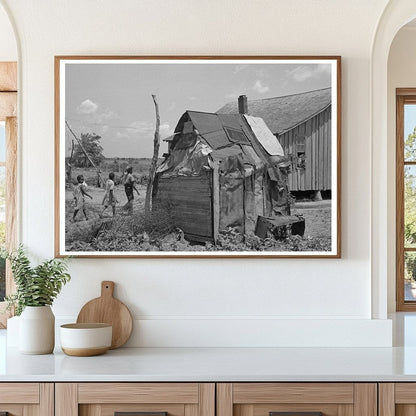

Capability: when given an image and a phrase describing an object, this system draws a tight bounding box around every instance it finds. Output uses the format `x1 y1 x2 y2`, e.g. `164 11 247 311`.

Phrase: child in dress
100 172 118 218
73 174 93 221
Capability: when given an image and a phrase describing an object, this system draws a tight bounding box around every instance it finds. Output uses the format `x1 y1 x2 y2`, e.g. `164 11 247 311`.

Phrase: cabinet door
379 383 416 416
0 383 53 416
55 383 215 416
217 383 377 416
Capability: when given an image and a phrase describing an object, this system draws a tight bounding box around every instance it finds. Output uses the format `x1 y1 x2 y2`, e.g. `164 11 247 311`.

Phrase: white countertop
2 345 416 382
2 313 416 382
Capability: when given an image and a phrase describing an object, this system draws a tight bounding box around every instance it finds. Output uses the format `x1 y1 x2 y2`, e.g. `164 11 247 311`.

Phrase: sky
405 104 416 141
64 60 332 158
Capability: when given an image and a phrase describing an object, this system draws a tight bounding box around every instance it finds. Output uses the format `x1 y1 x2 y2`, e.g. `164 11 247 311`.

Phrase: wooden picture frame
55 56 341 258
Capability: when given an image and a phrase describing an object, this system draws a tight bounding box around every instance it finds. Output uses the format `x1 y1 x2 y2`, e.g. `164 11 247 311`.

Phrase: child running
100 172 118 218
72 174 93 221
122 166 140 215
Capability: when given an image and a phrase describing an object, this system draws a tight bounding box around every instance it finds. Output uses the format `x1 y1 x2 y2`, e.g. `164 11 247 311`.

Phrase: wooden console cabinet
4 381 416 416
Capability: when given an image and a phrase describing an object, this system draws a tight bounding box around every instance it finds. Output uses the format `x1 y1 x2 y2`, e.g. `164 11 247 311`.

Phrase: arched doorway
371 1 416 318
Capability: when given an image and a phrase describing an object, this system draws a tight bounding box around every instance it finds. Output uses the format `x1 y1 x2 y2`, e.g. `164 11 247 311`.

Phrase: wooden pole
66 139 74 183
65 121 105 186
145 95 160 221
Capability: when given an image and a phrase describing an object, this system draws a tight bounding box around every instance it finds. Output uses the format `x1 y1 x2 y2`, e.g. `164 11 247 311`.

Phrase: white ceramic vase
19 306 55 354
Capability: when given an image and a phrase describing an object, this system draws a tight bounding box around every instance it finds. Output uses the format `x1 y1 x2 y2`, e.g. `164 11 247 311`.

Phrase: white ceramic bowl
60 323 112 356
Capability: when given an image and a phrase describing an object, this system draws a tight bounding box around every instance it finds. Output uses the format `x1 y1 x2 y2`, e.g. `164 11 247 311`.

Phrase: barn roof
217 87 331 135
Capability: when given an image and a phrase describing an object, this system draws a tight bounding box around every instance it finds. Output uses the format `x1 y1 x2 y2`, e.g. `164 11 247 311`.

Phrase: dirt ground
65 183 146 223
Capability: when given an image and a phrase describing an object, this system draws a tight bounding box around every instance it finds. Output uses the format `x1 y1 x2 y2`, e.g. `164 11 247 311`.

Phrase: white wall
0 3 16 61
387 26 416 312
0 0 394 347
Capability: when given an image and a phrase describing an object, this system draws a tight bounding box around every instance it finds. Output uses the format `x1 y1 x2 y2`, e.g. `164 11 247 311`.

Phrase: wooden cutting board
76 281 133 349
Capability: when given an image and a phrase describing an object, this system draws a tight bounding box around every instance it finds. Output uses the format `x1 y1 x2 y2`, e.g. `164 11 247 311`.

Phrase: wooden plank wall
278 106 331 192
157 174 213 241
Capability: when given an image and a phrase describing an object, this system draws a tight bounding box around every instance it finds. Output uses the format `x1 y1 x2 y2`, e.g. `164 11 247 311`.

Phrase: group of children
72 167 140 221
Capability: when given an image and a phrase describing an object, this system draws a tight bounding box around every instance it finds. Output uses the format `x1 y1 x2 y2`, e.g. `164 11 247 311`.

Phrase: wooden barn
154 110 303 243
217 88 332 195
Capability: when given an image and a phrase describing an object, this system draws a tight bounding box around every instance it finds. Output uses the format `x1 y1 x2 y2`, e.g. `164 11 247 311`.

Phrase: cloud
70 104 118 139
95 109 117 123
287 64 331 83
127 120 154 134
160 123 174 138
77 99 98 114
252 79 269 94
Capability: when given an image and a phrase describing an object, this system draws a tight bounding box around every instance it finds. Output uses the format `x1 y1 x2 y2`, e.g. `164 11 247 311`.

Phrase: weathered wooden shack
154 110 301 243
218 88 332 194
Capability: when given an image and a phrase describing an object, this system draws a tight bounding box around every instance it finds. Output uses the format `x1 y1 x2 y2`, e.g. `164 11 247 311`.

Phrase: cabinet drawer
78 383 200 404
56 383 215 416
217 383 376 416
0 383 53 415
379 383 416 415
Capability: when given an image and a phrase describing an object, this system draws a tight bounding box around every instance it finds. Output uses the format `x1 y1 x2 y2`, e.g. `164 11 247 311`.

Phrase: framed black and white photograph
55 56 341 258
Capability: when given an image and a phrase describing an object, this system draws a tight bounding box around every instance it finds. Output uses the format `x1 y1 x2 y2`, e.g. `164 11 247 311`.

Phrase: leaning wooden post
145 94 160 221
66 139 75 183
65 121 105 186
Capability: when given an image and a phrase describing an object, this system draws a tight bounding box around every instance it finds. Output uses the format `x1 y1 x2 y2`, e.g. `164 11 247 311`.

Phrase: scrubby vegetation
66 202 331 253
65 161 332 253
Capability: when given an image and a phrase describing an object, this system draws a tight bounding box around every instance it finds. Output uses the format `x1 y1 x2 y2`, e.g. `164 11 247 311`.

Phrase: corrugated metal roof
187 111 223 135
202 130 230 149
244 115 284 156
217 113 242 130
187 111 252 150
171 110 285 172
217 87 331 135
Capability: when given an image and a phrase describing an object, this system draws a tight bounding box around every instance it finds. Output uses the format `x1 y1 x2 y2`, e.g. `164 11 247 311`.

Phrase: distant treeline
66 157 165 187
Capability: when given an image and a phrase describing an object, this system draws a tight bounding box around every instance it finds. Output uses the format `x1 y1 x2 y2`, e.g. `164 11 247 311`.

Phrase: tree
73 133 104 168
406 126 416 160
405 127 416 246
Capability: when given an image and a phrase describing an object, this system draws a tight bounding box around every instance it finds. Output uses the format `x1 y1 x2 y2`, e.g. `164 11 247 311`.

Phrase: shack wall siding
277 106 331 192
157 175 213 240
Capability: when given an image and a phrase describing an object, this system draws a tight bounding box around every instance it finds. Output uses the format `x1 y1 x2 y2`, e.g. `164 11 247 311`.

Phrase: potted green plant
4 246 71 354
